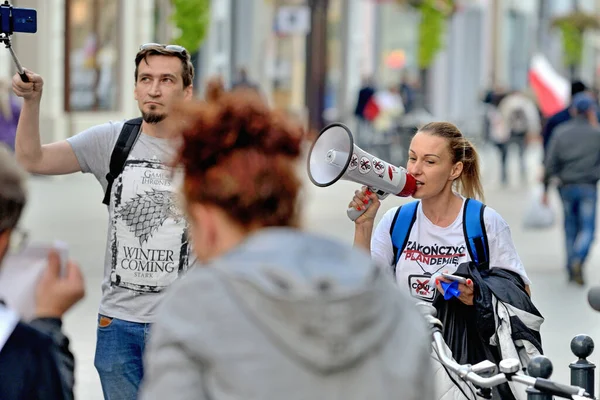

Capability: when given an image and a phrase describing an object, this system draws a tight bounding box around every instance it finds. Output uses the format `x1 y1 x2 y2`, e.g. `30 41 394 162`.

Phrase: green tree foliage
551 12 600 69
556 22 583 68
395 0 455 69
416 0 446 69
170 0 211 52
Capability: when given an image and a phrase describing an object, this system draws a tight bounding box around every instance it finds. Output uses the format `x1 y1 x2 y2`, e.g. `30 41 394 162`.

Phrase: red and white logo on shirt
408 274 435 301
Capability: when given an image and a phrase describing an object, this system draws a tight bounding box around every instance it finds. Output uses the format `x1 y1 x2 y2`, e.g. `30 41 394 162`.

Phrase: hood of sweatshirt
215 228 410 374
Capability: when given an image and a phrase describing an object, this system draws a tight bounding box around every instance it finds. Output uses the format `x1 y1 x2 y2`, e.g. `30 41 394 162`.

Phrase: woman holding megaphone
350 122 543 399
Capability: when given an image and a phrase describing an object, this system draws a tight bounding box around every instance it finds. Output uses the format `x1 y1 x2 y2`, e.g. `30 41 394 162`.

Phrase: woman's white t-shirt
371 199 530 302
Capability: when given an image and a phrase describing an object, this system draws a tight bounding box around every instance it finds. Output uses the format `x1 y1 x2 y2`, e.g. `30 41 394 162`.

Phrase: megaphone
307 123 416 221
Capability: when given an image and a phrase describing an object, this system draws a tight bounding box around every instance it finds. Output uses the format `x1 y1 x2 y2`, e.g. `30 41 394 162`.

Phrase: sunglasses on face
139 43 188 55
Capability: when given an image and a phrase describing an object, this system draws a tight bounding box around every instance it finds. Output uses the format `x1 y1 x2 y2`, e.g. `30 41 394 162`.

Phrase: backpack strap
389 199 490 273
462 198 490 268
102 117 143 205
390 201 419 272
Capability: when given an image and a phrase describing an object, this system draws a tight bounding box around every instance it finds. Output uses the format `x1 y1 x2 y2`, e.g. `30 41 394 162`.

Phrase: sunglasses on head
139 43 187 55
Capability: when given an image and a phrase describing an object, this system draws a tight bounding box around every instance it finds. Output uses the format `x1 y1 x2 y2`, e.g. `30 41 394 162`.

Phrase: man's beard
142 111 167 124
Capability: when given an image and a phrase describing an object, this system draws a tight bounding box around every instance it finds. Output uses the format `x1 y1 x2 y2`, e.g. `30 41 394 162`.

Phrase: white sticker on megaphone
372 157 385 176
358 156 372 174
348 153 358 170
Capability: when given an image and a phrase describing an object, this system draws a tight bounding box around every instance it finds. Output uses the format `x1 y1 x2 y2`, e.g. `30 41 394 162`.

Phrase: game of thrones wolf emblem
110 159 190 293
116 188 184 246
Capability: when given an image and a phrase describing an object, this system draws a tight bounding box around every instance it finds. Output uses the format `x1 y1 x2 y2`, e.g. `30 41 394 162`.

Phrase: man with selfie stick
12 43 195 399
0 145 85 400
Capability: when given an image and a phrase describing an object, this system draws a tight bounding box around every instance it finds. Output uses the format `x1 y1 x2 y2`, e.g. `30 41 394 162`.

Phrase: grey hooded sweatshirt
139 228 433 400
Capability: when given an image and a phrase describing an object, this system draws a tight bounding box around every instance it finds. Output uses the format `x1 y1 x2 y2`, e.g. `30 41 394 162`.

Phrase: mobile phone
0 2 37 34
441 273 468 284
52 241 69 276
0 241 68 321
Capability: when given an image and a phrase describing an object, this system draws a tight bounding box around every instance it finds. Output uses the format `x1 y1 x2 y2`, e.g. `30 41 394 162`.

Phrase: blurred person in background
543 93 600 286
139 81 433 400
481 85 506 145
11 43 195 399
497 90 542 184
231 67 260 93
0 144 85 400
399 70 416 114
541 81 597 156
371 85 405 135
353 76 376 147
485 91 513 185
0 79 21 152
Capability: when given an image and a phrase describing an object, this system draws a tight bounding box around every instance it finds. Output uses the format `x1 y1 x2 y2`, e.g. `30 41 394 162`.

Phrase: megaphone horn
307 123 416 221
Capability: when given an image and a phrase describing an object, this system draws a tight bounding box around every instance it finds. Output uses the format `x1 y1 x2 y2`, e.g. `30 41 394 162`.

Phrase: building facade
2 0 158 142
4 0 599 142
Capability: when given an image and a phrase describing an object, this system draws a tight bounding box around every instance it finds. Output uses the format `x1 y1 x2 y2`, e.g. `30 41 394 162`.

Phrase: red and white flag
528 54 570 117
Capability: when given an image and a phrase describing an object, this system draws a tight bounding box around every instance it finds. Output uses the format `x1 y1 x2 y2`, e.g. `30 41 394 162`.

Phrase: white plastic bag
523 186 555 229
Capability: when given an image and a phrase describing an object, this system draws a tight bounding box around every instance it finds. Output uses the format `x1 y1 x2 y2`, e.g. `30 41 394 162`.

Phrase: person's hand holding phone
12 69 43 101
34 250 85 318
435 270 475 306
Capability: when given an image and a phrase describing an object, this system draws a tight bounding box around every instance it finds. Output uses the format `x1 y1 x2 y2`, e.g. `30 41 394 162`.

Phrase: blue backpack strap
390 201 419 272
462 198 490 268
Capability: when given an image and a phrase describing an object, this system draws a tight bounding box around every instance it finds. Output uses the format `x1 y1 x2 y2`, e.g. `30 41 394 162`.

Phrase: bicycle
418 302 593 400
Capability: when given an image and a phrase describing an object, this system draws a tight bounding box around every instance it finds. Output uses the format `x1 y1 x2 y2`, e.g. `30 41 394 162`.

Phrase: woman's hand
435 273 475 306
348 186 380 225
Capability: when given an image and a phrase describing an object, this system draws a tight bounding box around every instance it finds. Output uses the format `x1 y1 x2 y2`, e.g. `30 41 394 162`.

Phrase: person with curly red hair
139 82 433 400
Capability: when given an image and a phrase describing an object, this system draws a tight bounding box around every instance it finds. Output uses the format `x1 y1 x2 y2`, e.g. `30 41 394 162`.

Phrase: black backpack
509 108 529 134
102 117 143 205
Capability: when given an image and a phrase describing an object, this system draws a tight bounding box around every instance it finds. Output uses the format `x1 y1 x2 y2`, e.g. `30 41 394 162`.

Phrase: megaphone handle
347 200 371 221
347 188 390 221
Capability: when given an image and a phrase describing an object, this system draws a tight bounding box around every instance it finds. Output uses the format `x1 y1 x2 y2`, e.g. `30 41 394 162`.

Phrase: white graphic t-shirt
371 199 530 302
110 159 188 293
67 120 194 323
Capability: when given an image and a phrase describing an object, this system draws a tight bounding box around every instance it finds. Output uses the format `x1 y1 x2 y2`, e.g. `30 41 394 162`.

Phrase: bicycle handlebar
428 315 590 399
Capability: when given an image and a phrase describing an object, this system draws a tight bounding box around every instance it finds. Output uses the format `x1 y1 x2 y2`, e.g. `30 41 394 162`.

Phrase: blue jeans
558 184 598 272
94 314 151 400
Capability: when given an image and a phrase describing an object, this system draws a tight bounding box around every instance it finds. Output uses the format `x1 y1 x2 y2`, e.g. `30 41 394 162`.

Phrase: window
65 0 121 111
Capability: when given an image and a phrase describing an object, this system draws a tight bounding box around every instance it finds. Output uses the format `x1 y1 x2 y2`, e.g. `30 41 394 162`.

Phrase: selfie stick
0 34 28 82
